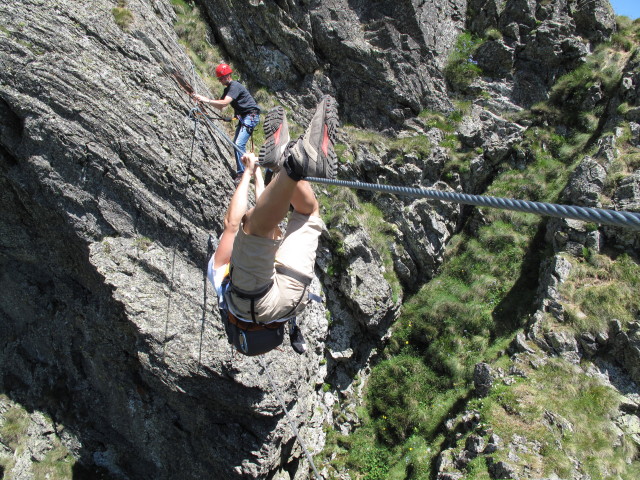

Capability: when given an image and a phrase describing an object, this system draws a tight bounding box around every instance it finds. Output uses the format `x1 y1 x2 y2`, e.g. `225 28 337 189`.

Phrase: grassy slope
321 18 640 480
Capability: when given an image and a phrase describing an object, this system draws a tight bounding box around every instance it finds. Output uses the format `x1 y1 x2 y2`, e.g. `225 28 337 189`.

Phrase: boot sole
259 107 288 169
305 96 339 179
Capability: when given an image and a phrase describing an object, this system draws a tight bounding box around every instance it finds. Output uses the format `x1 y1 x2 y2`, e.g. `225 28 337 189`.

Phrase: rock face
200 0 467 129
0 0 625 479
0 1 335 478
468 0 614 106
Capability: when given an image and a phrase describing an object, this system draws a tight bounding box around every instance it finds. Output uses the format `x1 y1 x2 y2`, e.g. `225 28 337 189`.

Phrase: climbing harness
220 262 314 355
220 305 288 356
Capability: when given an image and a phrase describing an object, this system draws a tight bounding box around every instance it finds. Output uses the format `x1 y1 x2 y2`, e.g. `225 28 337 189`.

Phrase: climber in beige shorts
207 95 339 354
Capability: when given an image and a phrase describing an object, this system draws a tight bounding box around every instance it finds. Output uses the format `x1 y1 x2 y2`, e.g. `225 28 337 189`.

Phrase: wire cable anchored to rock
306 177 640 231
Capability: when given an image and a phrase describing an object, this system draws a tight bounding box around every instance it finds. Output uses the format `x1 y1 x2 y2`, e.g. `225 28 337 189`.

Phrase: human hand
192 94 207 104
241 153 258 174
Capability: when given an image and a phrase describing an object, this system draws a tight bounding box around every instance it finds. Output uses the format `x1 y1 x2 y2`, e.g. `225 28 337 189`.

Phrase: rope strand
306 177 640 231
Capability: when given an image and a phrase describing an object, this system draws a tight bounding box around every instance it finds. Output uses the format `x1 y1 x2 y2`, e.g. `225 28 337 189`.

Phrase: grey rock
544 409 575 436
630 123 640 147
535 255 572 319
611 323 640 384
571 0 617 42
437 473 464 480
474 362 494 397
528 311 554 353
436 448 456 473
484 433 503 454
614 171 640 212
578 332 599 357
454 449 477 468
561 156 607 208
0 1 339 478
0 0 627 478
465 434 486 454
338 229 398 330
510 332 535 354
489 460 519 480
475 39 515 78
596 330 610 345
545 331 579 356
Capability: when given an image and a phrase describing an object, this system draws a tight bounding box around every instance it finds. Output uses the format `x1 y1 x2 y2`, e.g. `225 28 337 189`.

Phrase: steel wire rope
189 65 214 372
162 112 201 363
190 107 640 230
306 177 640 230
192 105 244 155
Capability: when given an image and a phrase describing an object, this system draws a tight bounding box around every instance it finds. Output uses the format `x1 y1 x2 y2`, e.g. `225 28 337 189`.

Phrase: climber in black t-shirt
193 63 261 180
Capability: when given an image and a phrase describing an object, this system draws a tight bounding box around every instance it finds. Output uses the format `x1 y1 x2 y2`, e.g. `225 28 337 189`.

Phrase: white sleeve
206 254 216 287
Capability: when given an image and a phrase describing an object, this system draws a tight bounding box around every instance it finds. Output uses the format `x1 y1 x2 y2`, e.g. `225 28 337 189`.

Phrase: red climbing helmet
215 63 233 78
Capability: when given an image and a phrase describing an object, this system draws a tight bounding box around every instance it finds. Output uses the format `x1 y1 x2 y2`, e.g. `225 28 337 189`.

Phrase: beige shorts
227 211 324 323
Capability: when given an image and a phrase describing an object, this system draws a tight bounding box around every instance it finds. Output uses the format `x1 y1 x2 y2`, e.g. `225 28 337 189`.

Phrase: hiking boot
289 323 307 354
285 95 339 180
259 106 290 171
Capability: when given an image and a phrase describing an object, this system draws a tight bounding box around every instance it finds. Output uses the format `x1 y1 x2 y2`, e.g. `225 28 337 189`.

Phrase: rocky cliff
1 1 638 479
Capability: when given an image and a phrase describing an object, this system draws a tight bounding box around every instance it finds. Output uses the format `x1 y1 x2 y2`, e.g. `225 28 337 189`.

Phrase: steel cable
306 177 640 230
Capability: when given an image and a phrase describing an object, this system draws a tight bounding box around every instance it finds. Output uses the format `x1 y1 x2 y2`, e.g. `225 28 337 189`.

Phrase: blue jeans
233 113 260 176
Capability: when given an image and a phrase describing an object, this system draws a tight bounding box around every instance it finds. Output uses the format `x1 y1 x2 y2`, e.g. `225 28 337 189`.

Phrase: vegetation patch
443 31 483 93
0 396 76 478
561 252 640 333
468 357 638 479
112 0 134 32
318 186 402 302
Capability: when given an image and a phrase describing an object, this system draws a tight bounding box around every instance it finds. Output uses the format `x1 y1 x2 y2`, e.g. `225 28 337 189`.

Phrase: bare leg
243 167 297 238
244 167 321 238
212 166 254 268
290 177 319 217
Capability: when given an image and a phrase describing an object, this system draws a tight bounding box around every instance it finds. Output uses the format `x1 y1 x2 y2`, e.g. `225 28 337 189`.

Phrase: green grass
112 1 134 32
0 404 30 450
443 31 483 92
170 0 226 91
344 139 559 475
388 135 432 158
0 396 76 479
318 186 402 302
561 252 640 333
467 357 639 479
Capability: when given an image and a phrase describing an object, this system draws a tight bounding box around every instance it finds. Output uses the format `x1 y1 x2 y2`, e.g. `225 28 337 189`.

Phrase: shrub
444 32 483 92
485 28 503 41
112 1 134 31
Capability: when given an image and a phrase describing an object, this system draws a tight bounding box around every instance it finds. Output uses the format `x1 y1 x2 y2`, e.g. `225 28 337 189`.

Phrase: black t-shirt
222 81 260 116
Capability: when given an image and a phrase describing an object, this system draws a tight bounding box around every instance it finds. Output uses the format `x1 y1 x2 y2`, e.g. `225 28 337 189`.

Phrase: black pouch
220 309 285 356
